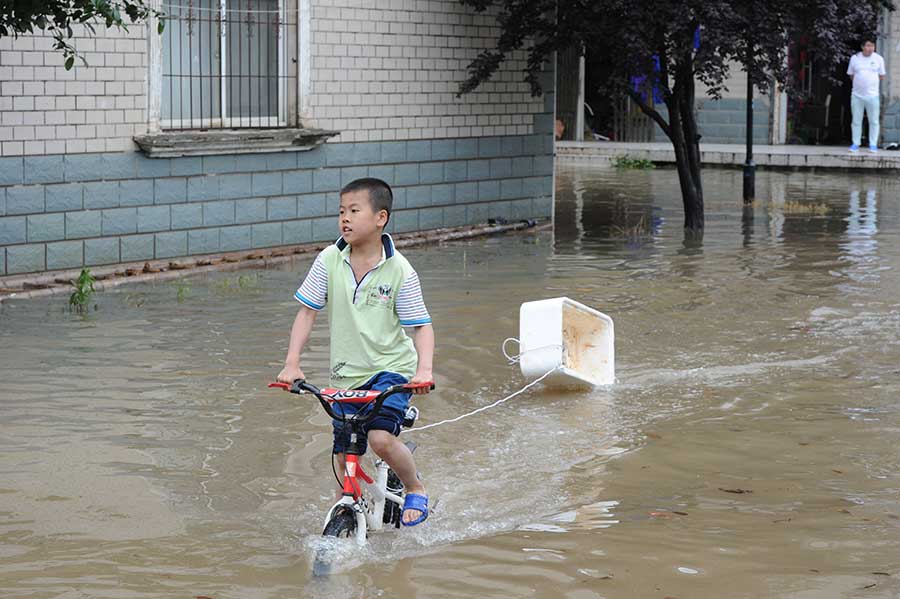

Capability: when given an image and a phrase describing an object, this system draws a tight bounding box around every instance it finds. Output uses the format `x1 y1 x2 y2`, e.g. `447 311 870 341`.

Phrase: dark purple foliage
459 0 893 232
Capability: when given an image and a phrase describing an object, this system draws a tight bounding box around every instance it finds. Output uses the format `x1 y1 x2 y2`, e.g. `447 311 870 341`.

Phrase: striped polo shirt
294 234 431 396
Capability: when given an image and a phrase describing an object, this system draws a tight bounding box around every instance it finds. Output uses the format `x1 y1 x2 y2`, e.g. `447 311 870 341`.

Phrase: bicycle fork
323 457 400 544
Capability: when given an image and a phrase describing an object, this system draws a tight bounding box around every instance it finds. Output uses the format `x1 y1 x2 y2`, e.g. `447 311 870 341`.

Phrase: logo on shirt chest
364 282 394 309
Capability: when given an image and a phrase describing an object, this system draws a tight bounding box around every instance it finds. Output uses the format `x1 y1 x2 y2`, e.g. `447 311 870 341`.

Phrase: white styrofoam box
519 297 615 387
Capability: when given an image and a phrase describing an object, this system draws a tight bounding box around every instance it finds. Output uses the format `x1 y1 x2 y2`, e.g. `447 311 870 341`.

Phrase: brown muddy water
1 163 899 599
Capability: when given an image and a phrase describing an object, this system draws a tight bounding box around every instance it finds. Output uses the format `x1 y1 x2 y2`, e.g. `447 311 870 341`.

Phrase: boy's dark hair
861 36 876 46
340 178 393 224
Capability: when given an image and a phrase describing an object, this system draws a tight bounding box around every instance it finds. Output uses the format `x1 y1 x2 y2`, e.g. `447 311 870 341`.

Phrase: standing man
847 37 886 153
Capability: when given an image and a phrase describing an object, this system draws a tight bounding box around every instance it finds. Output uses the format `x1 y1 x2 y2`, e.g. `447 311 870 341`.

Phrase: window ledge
133 128 340 158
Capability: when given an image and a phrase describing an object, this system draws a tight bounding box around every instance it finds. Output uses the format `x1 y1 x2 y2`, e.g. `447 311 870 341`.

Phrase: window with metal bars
162 0 297 130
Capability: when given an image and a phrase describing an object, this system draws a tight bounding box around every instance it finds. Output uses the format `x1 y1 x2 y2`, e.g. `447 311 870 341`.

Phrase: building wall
0 1 554 277
687 65 771 144
307 0 544 142
0 26 147 157
0 138 553 275
695 64 747 101
651 98 770 145
693 98 770 145
879 10 900 143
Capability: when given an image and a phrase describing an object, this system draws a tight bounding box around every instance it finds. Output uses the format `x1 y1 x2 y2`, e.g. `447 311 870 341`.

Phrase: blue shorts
332 371 410 455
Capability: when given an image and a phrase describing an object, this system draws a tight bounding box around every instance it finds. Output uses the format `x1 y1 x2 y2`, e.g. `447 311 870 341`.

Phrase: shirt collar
335 233 395 262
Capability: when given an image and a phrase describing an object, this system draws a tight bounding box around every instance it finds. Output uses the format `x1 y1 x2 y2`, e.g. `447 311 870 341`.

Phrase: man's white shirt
848 52 886 98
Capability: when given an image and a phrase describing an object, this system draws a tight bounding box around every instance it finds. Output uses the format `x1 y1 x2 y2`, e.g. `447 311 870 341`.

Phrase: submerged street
1 164 899 598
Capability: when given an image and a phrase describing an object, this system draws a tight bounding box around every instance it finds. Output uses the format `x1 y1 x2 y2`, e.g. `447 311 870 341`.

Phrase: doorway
786 36 853 145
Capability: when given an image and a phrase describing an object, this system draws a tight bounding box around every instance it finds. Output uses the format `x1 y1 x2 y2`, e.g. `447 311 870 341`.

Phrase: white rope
502 337 521 363
502 339 564 365
403 366 560 434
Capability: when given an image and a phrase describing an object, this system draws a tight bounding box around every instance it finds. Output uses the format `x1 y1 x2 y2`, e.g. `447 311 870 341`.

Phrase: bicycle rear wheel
383 470 403 527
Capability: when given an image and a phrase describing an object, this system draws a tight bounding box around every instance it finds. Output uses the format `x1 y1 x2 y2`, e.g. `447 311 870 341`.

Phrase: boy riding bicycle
276 177 434 526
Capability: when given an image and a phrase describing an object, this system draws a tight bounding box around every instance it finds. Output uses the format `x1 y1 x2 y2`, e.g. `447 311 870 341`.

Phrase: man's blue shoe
869 145 878 153
849 144 860 152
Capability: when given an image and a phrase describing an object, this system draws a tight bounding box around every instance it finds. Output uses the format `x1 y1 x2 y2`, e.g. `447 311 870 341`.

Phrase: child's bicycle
268 378 433 563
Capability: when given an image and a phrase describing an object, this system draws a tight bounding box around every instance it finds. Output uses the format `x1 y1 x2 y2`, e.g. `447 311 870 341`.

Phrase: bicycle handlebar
268 379 434 425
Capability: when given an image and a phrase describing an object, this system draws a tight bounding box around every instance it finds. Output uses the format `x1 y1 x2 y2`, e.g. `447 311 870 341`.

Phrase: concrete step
556 141 900 170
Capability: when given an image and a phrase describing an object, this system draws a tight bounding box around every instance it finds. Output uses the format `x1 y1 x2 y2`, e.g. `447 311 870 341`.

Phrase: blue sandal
401 493 429 527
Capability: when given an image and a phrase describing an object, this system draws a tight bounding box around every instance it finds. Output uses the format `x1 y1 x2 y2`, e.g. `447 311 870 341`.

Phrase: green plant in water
69 267 95 313
613 155 655 170
216 273 261 293
176 283 191 303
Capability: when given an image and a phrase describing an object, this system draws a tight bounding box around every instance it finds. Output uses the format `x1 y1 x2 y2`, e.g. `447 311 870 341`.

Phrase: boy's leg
368 430 427 523
332 421 357 498
353 372 425 523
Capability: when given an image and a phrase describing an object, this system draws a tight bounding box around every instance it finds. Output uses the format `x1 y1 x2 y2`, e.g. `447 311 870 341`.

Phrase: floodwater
2 163 900 598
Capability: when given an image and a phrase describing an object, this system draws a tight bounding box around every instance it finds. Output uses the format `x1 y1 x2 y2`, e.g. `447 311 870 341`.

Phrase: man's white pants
851 94 880 147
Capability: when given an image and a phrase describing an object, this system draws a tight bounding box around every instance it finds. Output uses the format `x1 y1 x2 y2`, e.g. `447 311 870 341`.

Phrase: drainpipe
576 53 585 141
743 68 756 203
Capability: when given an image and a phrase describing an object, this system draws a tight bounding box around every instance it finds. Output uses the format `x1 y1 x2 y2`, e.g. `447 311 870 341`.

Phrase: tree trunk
672 61 704 234
628 58 705 235
662 89 703 232
677 65 704 233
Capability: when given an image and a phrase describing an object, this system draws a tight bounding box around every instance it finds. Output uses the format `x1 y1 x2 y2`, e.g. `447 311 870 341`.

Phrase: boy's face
339 190 387 245
862 41 875 56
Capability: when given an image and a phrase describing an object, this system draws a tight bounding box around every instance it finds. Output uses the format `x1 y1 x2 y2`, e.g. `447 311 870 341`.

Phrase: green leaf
158 19 165 34
64 55 74 70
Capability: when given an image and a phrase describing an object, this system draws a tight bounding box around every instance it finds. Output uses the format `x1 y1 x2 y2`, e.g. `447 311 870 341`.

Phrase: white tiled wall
0 25 148 156
306 0 544 142
0 0 545 156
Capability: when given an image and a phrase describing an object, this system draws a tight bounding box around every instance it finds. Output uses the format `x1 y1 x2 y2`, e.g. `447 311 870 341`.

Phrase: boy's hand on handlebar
277 364 305 384
408 371 433 395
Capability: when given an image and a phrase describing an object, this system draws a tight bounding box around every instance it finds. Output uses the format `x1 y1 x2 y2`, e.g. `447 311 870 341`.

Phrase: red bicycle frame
342 453 374 499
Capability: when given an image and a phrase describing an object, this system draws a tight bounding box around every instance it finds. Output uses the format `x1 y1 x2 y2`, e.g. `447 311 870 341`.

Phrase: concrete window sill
133 128 339 158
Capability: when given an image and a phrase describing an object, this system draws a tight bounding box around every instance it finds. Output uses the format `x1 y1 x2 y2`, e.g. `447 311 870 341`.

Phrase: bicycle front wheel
314 506 358 576
322 505 357 538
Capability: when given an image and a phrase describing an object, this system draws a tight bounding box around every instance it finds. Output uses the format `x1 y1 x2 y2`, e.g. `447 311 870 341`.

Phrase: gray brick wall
882 101 900 144
0 132 554 276
652 98 770 144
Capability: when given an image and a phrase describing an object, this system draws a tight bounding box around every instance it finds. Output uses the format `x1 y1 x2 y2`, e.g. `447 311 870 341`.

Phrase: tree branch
626 88 671 138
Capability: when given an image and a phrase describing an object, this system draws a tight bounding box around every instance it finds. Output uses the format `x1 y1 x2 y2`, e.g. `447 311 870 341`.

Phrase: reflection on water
1 164 899 598
841 189 880 287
